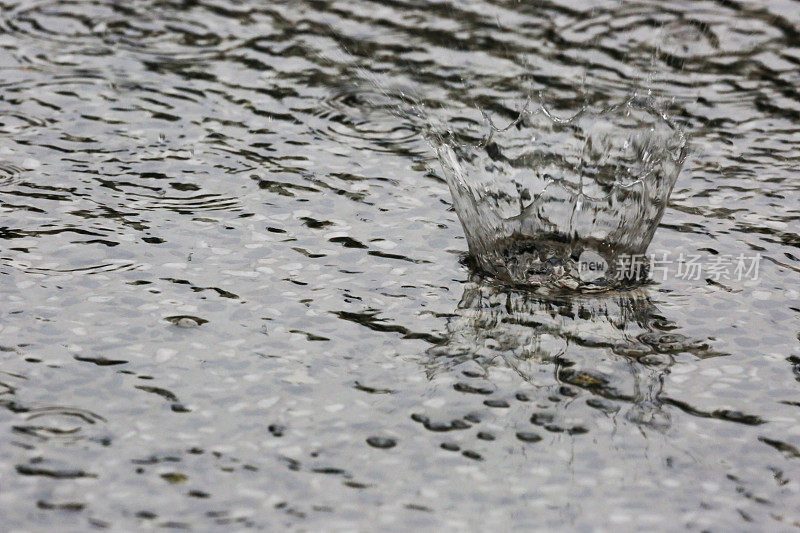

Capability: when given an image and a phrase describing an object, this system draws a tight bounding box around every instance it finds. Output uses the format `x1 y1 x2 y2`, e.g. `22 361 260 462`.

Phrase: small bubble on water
160 472 188 484
461 450 483 461
366 437 397 449
516 432 543 443
165 315 208 328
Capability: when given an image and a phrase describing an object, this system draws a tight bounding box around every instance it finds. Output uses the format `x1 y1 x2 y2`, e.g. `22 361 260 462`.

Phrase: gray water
0 0 799 531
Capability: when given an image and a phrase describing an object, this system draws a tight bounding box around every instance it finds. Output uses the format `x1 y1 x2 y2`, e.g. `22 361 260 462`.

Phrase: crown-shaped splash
434 97 688 289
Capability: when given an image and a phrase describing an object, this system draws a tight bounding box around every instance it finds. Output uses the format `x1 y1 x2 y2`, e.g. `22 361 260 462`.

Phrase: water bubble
461 450 483 461
516 432 542 443
366 436 397 449
165 315 208 328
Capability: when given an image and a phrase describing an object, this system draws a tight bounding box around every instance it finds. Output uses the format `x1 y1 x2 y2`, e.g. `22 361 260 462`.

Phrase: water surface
0 0 799 530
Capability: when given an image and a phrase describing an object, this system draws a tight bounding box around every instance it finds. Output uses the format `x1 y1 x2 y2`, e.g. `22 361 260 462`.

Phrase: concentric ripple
303 88 427 155
15 406 105 442
0 112 47 136
125 192 243 214
1 0 243 61
4 259 143 276
0 162 23 187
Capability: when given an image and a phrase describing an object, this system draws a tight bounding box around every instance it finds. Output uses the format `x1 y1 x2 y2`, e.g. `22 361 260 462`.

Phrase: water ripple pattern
0 0 798 530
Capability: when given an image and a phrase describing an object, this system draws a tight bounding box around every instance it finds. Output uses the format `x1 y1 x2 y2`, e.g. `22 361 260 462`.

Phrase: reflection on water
428 277 720 433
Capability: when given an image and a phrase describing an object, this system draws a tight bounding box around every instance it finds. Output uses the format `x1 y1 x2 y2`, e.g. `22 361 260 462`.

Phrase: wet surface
0 0 799 530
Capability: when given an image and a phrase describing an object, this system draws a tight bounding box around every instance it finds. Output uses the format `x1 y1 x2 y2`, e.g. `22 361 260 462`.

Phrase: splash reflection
428 277 721 433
